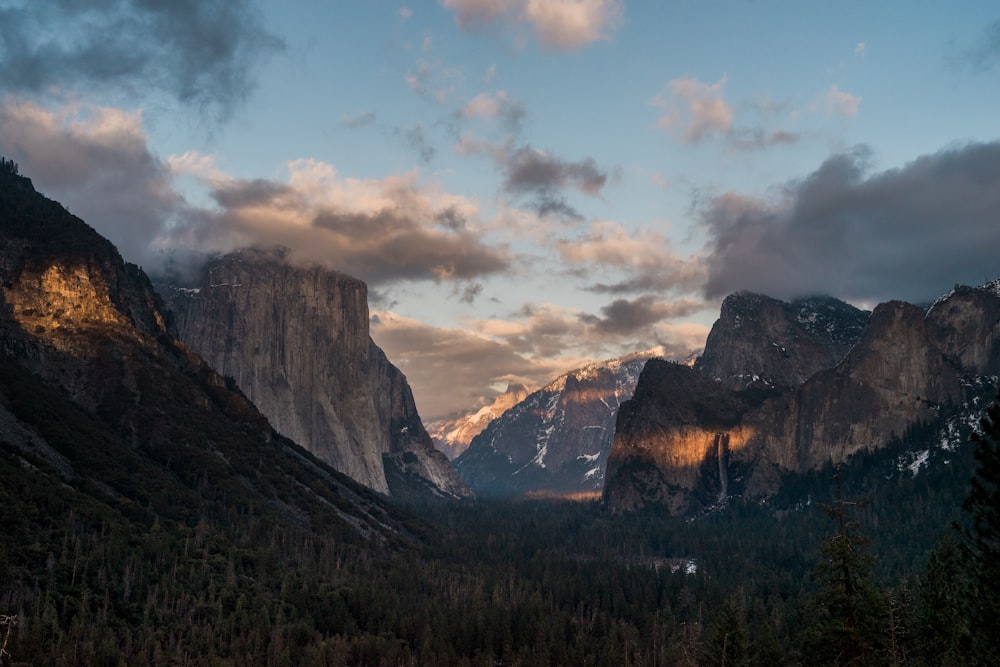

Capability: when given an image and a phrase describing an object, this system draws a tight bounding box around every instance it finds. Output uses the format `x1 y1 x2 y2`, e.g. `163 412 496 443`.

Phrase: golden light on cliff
5 263 127 337
640 424 757 468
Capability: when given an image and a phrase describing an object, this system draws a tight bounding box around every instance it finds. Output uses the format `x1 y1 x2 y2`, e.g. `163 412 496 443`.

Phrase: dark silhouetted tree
959 389 1000 663
802 467 889 666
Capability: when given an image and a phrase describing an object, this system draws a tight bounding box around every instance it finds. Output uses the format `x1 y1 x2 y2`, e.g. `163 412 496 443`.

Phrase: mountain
156 249 471 500
0 159 419 545
604 289 1000 513
427 382 531 460
454 352 655 497
694 292 869 390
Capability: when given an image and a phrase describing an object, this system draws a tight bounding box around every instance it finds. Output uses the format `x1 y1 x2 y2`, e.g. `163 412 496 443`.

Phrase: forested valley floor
2 399 997 666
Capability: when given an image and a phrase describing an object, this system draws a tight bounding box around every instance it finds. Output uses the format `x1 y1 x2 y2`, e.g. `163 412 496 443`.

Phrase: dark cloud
0 0 284 120
727 128 799 153
456 282 484 304
534 196 583 220
0 100 177 265
702 142 1000 304
398 124 436 163
582 296 706 335
340 111 376 129
435 206 467 230
504 146 607 195
952 18 1000 72
212 179 299 209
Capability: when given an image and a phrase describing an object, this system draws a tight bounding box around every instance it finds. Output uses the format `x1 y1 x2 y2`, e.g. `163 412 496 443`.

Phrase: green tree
959 389 1000 663
801 467 889 666
912 536 972 666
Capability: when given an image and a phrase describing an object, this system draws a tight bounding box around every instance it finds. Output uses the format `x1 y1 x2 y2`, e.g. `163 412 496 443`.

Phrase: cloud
441 0 622 52
371 310 574 420
340 111 377 129
457 135 612 218
520 0 624 51
0 0 283 120
472 297 707 366
0 98 178 265
700 141 1000 304
459 90 525 132
726 128 800 153
951 18 1000 72
170 159 511 285
855 42 866 58
826 84 862 117
405 59 463 104
0 97 510 286
396 124 437 163
582 295 707 335
504 146 607 195
654 76 733 142
556 221 706 294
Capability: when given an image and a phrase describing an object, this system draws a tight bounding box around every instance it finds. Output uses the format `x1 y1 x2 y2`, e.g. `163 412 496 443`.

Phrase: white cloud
461 90 510 118
441 0 623 51
826 84 862 117
653 76 734 142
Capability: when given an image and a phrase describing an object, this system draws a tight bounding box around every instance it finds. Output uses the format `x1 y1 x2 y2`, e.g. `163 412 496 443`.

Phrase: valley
2 157 998 665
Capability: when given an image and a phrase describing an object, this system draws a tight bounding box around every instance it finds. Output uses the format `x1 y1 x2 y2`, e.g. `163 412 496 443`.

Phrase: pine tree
801 467 889 666
959 389 1000 663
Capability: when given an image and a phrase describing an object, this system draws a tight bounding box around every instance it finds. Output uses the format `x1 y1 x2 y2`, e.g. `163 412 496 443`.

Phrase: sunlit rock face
602 361 755 514
455 354 652 497
158 249 471 499
604 285 1000 514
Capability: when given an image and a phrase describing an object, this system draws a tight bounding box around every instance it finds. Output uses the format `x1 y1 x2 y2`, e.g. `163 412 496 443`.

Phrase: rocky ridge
427 383 532 460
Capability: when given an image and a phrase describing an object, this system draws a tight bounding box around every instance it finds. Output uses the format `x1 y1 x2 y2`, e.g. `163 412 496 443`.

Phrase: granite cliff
694 292 869 390
158 250 471 499
604 288 1000 513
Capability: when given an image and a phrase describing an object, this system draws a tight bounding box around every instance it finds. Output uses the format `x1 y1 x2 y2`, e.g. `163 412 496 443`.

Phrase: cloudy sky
1 1 998 421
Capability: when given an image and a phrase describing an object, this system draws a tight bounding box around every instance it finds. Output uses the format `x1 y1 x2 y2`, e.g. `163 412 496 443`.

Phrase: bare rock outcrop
159 249 471 499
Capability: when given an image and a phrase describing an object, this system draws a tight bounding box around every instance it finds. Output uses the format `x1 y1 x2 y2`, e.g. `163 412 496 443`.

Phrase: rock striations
158 250 471 499
604 289 1000 514
455 353 653 497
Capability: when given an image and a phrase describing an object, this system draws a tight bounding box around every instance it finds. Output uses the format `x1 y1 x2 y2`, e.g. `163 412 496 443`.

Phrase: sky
1 1 999 422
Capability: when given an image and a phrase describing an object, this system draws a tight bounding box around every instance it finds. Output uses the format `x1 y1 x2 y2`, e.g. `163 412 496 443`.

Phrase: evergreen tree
913 536 973 666
959 389 1000 663
801 467 889 666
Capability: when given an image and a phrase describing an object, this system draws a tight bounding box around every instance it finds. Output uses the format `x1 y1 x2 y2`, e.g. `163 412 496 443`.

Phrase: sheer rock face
159 250 471 499
454 355 650 497
694 293 869 390
604 287 1000 514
